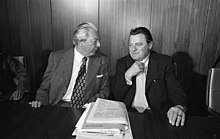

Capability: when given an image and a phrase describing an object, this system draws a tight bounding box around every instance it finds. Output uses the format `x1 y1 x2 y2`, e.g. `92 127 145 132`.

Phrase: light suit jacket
113 51 187 113
36 48 109 105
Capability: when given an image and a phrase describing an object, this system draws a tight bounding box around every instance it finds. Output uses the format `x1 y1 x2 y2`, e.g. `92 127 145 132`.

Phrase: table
0 101 220 139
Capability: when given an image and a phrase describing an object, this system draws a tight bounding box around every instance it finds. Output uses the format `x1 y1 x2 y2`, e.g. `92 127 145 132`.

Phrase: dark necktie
71 57 87 108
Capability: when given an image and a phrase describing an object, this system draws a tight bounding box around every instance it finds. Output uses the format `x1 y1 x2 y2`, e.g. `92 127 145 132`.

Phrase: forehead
88 29 99 40
77 28 99 40
129 34 146 43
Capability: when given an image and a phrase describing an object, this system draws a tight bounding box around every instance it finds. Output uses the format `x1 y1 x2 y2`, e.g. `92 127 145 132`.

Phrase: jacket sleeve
113 59 132 101
165 57 187 107
36 53 54 105
8 56 30 92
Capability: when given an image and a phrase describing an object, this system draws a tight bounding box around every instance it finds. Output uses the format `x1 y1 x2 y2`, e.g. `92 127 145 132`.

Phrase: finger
14 93 19 100
13 94 18 100
171 112 178 126
167 110 171 123
30 102 34 107
18 93 22 100
17 92 23 100
34 101 38 108
82 103 88 108
168 110 174 124
10 94 13 100
32 101 37 108
181 114 185 126
37 101 41 107
175 115 181 126
15 93 21 100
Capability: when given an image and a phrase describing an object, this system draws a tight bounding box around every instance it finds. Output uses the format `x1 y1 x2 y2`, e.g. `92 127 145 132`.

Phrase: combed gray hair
73 22 99 45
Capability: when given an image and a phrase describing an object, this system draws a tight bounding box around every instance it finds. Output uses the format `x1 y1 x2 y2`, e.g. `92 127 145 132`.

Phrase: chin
88 52 96 57
131 55 139 60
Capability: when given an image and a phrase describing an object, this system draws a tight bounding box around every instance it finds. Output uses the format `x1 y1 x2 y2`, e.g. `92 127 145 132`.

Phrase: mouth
94 48 99 52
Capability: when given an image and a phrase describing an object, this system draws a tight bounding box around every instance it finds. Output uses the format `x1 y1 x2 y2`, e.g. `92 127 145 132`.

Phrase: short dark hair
130 27 153 43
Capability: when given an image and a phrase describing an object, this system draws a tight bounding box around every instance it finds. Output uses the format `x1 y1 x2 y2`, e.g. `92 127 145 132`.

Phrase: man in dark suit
30 22 109 108
0 50 30 101
113 27 187 126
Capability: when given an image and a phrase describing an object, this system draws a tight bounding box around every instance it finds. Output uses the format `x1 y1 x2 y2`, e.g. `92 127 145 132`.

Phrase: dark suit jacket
113 51 187 113
0 51 29 96
36 48 110 105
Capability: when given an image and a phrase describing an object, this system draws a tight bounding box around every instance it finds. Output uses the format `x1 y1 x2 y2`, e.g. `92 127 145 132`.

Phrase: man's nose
97 41 100 47
132 46 137 51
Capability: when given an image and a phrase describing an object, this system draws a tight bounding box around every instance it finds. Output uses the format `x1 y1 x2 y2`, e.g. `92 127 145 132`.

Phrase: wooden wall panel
28 0 52 88
51 0 98 50
187 0 209 73
151 0 209 81
200 0 220 74
152 0 191 55
4 0 29 55
100 0 151 74
0 0 10 52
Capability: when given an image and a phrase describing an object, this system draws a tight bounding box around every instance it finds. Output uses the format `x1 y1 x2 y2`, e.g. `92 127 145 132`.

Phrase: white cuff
125 75 132 85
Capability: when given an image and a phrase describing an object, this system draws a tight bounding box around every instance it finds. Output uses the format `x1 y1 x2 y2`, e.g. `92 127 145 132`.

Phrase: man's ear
78 41 84 47
149 42 153 50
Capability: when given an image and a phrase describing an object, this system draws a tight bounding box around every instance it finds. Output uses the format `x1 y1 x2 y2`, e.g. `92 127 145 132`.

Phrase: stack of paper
72 98 133 139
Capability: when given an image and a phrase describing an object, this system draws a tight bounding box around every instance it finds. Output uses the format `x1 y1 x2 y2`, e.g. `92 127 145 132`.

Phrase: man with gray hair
30 22 109 108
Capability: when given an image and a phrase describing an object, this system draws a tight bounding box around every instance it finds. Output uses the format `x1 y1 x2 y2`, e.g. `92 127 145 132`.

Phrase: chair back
206 68 220 114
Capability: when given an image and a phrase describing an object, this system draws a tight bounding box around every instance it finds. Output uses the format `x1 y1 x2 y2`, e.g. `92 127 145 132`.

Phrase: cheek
138 48 145 54
142 47 149 54
87 44 94 50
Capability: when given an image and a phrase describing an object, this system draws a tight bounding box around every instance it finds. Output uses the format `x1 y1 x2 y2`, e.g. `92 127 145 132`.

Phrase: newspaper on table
72 98 133 139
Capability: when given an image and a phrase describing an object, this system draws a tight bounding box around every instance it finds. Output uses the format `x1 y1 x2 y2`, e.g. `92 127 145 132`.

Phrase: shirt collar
74 47 84 61
140 54 150 67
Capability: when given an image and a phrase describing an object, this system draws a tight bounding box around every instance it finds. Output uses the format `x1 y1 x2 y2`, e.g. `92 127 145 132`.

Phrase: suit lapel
62 48 74 87
146 53 158 89
85 57 100 88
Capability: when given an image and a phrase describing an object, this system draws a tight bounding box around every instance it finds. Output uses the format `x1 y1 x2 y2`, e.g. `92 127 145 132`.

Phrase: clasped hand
125 61 145 80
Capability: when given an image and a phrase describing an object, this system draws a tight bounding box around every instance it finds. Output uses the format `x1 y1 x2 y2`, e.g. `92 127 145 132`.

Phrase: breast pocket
151 79 166 97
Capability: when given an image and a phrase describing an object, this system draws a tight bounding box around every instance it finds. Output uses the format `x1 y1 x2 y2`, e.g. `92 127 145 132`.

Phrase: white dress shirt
62 48 88 101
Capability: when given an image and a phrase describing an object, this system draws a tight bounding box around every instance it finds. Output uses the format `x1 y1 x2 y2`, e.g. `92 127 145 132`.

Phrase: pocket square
96 74 103 78
153 79 159 83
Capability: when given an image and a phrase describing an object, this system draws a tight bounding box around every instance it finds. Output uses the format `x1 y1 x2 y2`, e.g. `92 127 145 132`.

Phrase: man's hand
29 101 42 108
82 103 89 109
125 61 145 80
10 90 24 101
167 105 186 126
